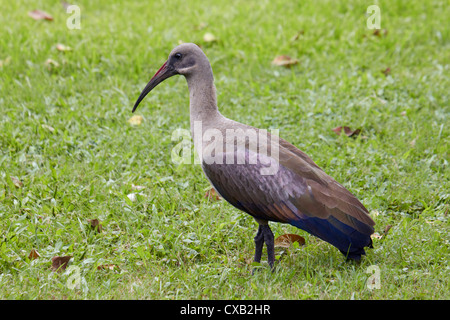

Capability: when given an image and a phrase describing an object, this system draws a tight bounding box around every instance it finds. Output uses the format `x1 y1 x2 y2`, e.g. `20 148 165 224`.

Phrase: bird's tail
289 215 373 260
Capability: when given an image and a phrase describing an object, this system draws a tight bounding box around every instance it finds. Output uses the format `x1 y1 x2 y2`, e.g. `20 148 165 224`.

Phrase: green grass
0 0 448 299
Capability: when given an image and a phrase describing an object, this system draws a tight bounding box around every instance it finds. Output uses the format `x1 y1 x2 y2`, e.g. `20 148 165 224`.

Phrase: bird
132 43 375 270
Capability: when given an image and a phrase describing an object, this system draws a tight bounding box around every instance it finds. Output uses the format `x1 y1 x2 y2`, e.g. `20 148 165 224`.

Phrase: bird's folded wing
202 142 374 236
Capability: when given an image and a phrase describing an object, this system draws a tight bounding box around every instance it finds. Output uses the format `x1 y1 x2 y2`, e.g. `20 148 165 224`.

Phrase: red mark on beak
151 61 167 80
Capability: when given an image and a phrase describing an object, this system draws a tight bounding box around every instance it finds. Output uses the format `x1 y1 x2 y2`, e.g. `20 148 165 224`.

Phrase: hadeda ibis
132 43 375 270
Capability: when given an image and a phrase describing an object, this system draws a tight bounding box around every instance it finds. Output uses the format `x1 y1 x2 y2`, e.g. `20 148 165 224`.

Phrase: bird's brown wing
201 139 374 257
203 139 374 230
277 137 375 229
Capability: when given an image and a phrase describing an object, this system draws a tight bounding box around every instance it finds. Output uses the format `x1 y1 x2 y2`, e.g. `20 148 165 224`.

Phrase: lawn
0 0 448 300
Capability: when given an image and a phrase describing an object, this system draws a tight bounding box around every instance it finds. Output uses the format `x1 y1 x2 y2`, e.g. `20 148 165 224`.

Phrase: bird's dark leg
263 225 275 270
253 221 275 271
253 225 264 264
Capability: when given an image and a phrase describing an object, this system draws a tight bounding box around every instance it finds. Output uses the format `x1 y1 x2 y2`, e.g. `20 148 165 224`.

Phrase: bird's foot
252 224 276 274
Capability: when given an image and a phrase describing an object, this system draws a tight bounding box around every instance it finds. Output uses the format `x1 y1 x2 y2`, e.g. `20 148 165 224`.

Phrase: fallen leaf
332 126 361 138
371 232 383 240
372 29 388 37
87 218 102 233
128 115 143 125
28 249 40 260
61 1 72 10
44 58 59 71
274 234 305 248
204 188 220 201
203 32 217 43
383 225 392 236
290 30 305 42
271 55 299 68
381 67 391 76
28 10 54 21
371 225 393 241
56 43 72 52
51 256 72 272
97 264 119 271
10 176 23 188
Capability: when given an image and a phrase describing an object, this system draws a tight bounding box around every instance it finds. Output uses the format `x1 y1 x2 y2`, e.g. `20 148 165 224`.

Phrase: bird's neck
185 68 223 132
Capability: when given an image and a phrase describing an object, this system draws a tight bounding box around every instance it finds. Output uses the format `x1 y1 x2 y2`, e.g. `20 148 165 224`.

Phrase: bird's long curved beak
132 61 177 113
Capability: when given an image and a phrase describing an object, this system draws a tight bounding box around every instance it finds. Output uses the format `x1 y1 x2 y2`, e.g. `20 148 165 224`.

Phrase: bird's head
132 43 207 112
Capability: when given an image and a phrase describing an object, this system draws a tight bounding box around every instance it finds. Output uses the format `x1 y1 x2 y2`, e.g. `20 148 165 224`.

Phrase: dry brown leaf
51 256 72 272
97 264 119 271
271 55 299 68
44 58 59 71
382 67 391 76
128 115 143 125
10 176 23 188
61 1 72 10
28 249 40 260
28 10 54 21
332 126 361 138
371 232 383 240
56 43 72 52
87 219 102 233
204 188 220 201
290 30 305 42
274 234 305 248
383 224 393 236
373 29 388 37
371 225 393 241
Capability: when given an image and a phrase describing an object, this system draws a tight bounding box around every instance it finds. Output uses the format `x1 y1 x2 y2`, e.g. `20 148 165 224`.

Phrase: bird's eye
174 53 182 60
